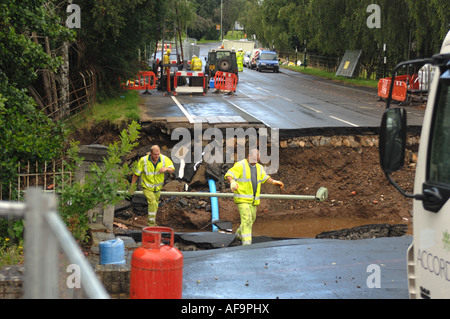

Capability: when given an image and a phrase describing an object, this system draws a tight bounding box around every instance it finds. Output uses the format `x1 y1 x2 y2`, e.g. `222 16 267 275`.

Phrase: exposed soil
154 146 414 236
73 121 416 238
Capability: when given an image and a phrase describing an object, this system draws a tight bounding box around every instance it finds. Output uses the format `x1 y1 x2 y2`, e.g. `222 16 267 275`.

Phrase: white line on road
257 87 271 93
223 97 271 127
299 103 323 113
275 94 293 102
329 116 359 127
171 96 195 123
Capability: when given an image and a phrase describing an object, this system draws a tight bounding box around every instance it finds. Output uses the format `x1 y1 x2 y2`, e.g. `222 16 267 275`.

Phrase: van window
260 53 277 60
216 51 231 59
429 76 450 184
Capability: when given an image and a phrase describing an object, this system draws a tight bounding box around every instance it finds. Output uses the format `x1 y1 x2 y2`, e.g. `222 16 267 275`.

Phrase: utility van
205 49 238 79
248 49 261 69
255 50 280 73
379 30 450 298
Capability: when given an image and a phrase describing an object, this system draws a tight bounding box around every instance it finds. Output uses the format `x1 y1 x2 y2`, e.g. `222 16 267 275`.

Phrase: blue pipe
208 178 219 232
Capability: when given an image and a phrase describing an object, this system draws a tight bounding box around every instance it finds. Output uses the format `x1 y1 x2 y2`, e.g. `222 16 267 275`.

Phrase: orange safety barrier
214 71 237 92
409 74 420 91
378 74 414 103
121 71 156 93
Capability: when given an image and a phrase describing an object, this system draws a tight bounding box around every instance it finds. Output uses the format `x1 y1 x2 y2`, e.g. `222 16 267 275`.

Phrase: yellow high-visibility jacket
191 56 202 71
135 154 174 192
163 53 170 65
225 159 270 205
237 51 244 62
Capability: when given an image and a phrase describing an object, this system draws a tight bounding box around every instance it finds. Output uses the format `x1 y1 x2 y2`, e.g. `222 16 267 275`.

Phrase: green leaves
0 0 74 88
0 0 74 199
57 121 141 243
74 0 163 94
241 0 448 72
0 71 66 195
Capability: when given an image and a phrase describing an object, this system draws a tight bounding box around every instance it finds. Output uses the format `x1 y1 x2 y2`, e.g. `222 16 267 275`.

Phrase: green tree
259 0 290 50
188 0 245 40
239 0 263 40
0 0 72 200
238 0 448 76
188 0 221 40
73 0 164 94
406 0 450 58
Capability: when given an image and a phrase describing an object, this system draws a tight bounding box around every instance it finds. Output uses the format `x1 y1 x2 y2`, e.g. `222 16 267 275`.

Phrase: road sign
336 50 362 78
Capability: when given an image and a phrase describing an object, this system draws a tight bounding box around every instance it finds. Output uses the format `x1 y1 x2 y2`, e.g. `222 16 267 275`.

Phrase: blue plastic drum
99 238 125 265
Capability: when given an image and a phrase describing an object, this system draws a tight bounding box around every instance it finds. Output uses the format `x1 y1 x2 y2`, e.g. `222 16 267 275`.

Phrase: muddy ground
75 122 416 238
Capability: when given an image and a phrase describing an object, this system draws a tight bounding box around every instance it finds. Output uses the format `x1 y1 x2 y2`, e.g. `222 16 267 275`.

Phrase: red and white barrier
173 71 206 95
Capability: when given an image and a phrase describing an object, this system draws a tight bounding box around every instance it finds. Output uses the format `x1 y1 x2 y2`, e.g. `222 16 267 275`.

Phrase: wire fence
33 69 97 129
0 69 97 201
0 160 72 201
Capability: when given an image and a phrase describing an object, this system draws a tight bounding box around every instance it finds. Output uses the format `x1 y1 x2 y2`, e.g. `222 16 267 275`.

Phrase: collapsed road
78 52 425 245
84 53 425 299
83 119 419 246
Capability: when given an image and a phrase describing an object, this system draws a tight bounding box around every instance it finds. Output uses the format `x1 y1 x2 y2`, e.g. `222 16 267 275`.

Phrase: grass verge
281 65 378 88
65 90 141 134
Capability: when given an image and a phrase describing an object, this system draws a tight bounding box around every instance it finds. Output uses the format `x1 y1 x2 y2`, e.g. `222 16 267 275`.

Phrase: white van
379 30 450 298
248 48 261 69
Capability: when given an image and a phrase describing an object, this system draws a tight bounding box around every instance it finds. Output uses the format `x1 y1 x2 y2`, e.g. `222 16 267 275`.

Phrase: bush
57 121 140 243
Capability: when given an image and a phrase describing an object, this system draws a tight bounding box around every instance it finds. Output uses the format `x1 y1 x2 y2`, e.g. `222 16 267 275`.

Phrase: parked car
255 50 280 73
244 51 251 68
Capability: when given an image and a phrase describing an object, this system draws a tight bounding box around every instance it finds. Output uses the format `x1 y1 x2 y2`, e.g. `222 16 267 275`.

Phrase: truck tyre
218 58 231 72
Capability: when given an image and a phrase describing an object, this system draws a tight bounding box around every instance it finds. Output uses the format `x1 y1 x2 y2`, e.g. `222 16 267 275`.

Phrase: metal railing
0 188 108 299
0 159 71 201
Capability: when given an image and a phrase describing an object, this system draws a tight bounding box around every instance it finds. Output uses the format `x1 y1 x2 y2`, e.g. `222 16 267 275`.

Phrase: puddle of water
251 218 412 238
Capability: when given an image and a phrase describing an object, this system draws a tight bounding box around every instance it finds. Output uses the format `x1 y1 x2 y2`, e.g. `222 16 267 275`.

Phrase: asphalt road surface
182 236 411 299
137 44 418 300
141 42 425 132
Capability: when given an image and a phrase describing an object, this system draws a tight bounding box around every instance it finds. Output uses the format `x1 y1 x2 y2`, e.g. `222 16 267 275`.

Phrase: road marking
329 116 359 127
257 87 271 93
275 94 293 102
171 96 195 123
223 97 271 127
299 103 323 113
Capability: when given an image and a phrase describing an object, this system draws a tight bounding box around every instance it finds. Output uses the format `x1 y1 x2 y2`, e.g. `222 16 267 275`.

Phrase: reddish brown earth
158 146 415 236
75 122 416 238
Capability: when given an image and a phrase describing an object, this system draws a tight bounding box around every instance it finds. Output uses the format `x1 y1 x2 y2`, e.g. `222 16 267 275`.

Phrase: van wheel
218 58 231 72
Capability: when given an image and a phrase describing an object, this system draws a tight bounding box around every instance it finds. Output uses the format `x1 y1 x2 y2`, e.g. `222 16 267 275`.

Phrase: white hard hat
192 55 197 58
239 48 243 51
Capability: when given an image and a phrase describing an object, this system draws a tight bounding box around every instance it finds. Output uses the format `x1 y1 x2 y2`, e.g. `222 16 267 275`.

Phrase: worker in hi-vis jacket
225 149 284 245
131 145 175 226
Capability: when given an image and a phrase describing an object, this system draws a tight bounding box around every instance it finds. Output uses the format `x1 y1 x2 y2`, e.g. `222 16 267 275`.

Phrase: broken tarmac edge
91 226 412 300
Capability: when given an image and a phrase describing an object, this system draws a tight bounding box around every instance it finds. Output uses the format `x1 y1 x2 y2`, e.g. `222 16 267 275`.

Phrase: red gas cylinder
130 227 183 299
